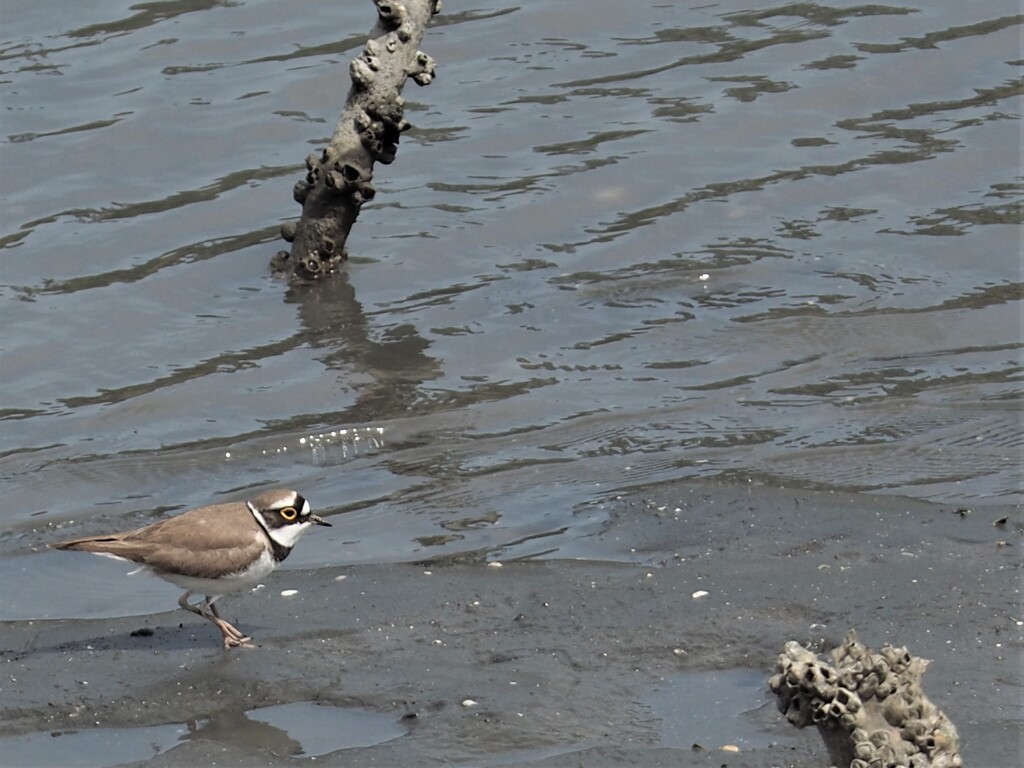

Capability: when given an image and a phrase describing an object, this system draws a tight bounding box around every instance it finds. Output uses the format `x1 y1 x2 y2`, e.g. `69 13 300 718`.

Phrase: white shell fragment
691 590 709 599
280 589 299 597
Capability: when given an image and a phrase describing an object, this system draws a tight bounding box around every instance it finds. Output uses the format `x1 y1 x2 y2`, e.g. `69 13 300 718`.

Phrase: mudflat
1 481 1019 767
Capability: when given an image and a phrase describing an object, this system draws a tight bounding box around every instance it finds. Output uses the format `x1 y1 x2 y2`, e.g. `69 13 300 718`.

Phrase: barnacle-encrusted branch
273 0 440 280
770 631 961 768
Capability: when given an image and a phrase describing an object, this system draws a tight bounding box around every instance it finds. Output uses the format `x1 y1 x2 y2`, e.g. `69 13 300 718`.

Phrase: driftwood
770 631 961 768
272 0 440 280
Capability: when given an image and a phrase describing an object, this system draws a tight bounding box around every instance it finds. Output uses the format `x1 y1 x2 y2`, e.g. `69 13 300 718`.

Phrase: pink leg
178 592 255 648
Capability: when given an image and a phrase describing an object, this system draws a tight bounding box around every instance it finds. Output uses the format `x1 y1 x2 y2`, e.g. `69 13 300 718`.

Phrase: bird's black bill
310 514 332 527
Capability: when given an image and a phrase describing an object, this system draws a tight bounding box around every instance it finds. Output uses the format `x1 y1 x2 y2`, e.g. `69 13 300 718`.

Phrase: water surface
1 0 1021 619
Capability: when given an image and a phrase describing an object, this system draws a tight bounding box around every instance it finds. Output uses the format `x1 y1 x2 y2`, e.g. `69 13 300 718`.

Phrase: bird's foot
210 616 255 648
222 633 257 649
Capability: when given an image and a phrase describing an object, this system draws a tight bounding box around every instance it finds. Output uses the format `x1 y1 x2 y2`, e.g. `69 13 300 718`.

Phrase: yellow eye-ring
279 506 298 521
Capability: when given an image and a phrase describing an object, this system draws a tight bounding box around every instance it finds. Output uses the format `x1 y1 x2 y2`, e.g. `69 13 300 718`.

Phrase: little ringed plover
54 489 330 648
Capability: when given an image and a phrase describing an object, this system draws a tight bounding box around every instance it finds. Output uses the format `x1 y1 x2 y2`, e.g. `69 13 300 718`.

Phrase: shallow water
0 700 405 766
0 669 783 767
1 1 1021 619
646 667 772 751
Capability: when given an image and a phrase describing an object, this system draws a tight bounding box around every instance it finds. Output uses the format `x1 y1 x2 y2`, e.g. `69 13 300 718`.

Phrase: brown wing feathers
54 502 265 579
55 532 153 560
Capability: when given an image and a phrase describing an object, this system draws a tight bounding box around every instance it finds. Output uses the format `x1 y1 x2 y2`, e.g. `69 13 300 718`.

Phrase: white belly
142 548 279 598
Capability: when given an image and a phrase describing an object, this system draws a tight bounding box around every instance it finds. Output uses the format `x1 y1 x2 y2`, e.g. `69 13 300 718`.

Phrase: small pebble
692 590 709 599
280 589 299 597
461 699 478 708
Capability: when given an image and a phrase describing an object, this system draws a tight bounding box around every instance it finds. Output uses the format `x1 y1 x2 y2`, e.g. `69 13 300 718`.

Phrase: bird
54 489 330 648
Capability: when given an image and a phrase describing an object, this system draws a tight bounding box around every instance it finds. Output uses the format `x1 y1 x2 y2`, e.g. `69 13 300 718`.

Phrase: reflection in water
0 701 406 767
183 708 302 756
182 700 405 757
287 273 443 422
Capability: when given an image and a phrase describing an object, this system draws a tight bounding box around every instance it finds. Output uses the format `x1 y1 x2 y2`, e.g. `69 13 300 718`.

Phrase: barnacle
350 57 375 89
275 0 437 279
771 632 960 768
410 50 436 85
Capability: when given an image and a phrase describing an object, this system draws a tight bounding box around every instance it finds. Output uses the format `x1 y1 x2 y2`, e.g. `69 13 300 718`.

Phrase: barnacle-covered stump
770 631 961 768
273 0 440 280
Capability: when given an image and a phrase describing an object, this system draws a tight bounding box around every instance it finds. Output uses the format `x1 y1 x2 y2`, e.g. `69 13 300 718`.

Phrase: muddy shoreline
1 481 1019 767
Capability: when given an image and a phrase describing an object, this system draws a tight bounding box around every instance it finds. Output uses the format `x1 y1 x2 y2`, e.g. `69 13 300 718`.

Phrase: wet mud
1 481 1019 767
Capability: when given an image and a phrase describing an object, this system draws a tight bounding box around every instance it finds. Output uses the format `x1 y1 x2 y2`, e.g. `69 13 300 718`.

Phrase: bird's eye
279 506 298 521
